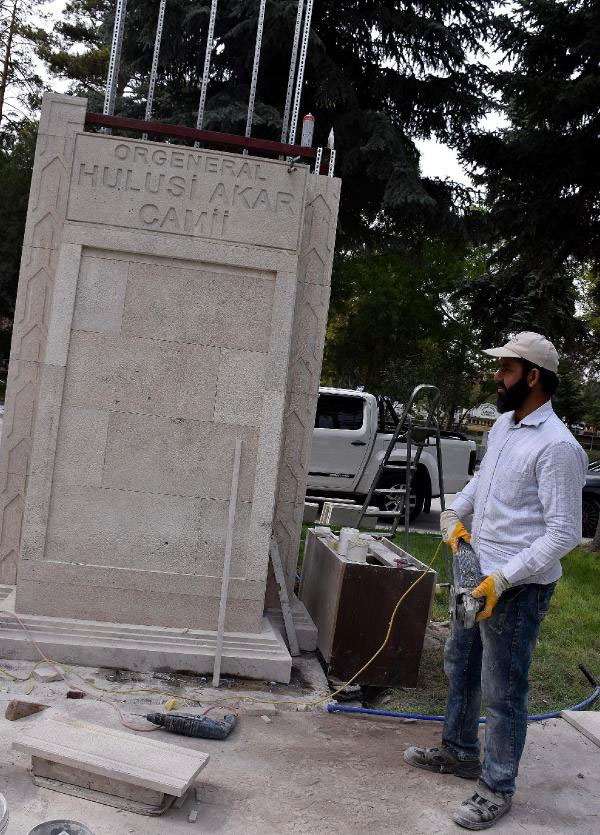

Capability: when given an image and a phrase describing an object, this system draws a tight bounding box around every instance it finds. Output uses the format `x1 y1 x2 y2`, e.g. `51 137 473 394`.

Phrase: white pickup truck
306 387 477 522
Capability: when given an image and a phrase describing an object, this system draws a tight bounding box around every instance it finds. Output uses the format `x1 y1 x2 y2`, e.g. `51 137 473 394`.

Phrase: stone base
0 603 291 683
319 503 380 527
302 502 320 525
266 594 318 652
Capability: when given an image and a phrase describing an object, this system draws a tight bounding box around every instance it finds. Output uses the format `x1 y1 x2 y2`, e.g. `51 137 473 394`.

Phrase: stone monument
0 93 340 682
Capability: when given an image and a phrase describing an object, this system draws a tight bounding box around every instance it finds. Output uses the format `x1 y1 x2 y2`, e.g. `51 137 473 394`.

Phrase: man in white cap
404 332 587 830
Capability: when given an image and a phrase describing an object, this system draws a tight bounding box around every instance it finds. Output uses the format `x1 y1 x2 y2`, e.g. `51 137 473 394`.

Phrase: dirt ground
0 657 598 834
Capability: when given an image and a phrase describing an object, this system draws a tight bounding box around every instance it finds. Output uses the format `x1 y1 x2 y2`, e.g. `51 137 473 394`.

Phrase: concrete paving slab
0 657 597 833
562 710 600 747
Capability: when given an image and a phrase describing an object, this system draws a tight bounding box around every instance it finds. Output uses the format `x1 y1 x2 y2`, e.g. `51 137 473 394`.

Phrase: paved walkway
0 660 598 834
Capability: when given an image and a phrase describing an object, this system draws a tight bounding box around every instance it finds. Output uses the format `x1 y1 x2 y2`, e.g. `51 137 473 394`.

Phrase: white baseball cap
482 331 559 373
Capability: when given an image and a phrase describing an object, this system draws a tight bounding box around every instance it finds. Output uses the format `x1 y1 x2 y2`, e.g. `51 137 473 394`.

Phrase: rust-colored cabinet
299 530 437 687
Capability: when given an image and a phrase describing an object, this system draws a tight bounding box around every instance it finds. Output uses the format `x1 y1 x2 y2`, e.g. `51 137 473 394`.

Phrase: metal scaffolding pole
327 127 336 177
314 146 322 174
245 0 267 141
103 0 128 120
142 0 167 139
288 0 313 145
280 0 304 143
195 0 219 137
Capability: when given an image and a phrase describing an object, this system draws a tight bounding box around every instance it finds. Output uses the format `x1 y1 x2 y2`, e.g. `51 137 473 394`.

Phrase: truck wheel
582 495 600 538
372 474 425 523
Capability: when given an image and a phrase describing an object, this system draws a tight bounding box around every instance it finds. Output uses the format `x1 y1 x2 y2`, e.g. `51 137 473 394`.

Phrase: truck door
309 392 371 492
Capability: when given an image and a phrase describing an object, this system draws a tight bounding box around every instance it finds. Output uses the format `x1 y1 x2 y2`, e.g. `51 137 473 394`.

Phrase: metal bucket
28 822 94 835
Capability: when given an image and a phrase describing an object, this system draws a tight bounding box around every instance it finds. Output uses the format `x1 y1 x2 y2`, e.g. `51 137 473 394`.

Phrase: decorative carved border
271 176 341 599
0 95 87 582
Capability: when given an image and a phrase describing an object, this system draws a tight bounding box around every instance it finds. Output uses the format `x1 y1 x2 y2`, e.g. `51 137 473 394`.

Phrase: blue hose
328 665 600 723
328 685 600 723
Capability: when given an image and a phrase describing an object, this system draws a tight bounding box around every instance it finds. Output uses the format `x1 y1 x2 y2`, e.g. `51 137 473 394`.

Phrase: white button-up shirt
452 400 588 586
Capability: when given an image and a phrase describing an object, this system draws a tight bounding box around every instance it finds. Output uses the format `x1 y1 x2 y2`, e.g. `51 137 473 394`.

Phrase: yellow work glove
440 509 471 554
472 570 510 621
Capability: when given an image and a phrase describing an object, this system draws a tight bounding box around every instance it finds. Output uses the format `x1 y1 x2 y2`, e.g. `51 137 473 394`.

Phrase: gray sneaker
403 745 481 779
453 782 512 830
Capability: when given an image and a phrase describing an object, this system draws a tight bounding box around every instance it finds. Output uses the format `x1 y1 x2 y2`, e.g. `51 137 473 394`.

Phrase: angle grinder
450 537 486 629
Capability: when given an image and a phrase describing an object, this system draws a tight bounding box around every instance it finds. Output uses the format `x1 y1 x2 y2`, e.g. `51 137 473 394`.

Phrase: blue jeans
442 582 556 795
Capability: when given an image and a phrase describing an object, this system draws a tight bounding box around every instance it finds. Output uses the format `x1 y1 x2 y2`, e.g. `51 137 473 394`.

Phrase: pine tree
461 0 600 350
0 0 49 127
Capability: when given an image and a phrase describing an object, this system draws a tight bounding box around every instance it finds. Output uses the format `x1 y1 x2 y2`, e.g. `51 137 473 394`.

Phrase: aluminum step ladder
356 384 446 548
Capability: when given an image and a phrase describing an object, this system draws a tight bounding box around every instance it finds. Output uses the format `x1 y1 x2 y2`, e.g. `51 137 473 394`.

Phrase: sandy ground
0 657 597 835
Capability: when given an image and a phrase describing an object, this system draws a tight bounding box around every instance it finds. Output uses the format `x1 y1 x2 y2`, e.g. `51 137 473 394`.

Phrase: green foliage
582 379 600 431
552 359 586 427
0 0 49 126
323 243 486 421
460 0 600 350
381 539 600 715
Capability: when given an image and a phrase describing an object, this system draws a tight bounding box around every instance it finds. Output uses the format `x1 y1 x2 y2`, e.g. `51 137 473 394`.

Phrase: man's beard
497 376 530 414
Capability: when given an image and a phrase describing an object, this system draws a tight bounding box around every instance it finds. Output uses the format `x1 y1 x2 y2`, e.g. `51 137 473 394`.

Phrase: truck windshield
315 394 365 430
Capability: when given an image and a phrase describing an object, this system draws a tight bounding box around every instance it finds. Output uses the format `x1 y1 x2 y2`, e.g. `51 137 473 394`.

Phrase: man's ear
528 368 540 389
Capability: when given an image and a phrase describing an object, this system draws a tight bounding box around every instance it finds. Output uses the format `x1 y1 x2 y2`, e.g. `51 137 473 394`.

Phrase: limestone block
16 578 262 632
0 93 86 583
62 330 220 421
562 710 600 747
319 502 378 526
272 499 305 580
122 260 276 352
17 556 266 600
303 502 319 525
72 251 129 334
264 350 291 394
276 394 316 506
0 359 40 476
52 407 110 487
0 613 291 681
18 365 66 563
100 412 258 500
26 363 66 479
14 712 210 796
37 92 88 136
288 281 332 397
270 176 341 594
32 664 63 683
66 133 308 251
40 485 252 576
267 595 318 652
214 348 268 426
0 471 26 584
9 246 56 363
267 271 298 359
62 222 299 277
245 393 287 574
42 242 82 368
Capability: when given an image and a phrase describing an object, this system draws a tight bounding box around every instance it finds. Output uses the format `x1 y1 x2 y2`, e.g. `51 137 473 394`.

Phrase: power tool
146 711 237 739
450 537 485 629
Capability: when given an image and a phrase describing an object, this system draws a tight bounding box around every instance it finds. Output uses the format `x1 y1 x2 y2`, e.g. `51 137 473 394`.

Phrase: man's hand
440 509 471 554
472 571 510 620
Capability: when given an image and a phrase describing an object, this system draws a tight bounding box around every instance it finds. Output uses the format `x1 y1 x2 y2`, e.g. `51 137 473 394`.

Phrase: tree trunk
0 0 20 124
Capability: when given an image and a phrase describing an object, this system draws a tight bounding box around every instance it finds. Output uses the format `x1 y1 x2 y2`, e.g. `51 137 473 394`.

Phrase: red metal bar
84 112 317 159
